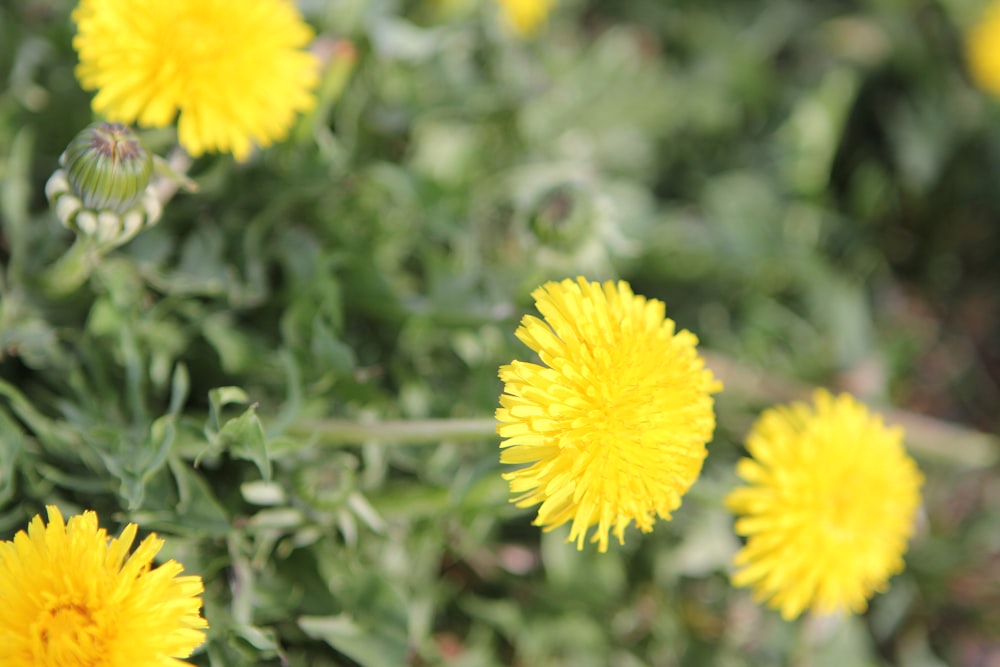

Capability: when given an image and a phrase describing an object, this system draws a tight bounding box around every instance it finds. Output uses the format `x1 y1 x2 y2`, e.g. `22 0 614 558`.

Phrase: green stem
152 151 197 197
283 352 1000 466
790 613 844 667
41 237 103 297
789 617 811 667
287 417 498 446
704 352 1000 469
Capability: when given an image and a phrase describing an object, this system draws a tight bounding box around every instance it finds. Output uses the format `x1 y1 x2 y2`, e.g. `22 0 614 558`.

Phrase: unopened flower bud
530 184 589 247
61 122 153 214
45 122 163 250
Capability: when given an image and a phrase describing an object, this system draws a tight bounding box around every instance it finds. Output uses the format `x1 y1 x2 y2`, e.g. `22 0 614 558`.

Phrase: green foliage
1 0 998 665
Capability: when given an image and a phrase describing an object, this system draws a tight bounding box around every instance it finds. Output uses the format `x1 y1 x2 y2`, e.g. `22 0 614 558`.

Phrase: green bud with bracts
45 121 161 249
63 121 153 213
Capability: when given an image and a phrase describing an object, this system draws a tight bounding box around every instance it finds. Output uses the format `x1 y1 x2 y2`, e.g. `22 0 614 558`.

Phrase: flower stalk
42 123 192 296
281 352 1000 471
41 236 104 296
287 417 498 446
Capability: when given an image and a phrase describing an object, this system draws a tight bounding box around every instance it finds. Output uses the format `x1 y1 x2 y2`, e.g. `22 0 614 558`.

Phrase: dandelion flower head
0 505 208 667
73 0 320 160
726 391 924 620
497 277 721 552
967 0 1000 96
496 0 556 36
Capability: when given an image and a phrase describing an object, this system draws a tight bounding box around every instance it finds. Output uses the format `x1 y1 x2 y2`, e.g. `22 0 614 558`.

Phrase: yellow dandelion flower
726 391 924 620
496 0 556 36
967 0 1000 96
73 0 320 161
0 505 208 667
496 277 721 552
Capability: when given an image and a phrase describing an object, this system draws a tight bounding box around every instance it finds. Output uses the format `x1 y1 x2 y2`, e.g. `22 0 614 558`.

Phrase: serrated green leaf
206 386 250 432
299 615 409 667
218 406 271 481
166 458 232 536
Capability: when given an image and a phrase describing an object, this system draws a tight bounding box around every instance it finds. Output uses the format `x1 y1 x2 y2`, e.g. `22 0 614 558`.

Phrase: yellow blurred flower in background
497 277 721 552
496 0 556 36
0 506 207 667
726 391 924 620
73 0 319 160
966 0 1000 96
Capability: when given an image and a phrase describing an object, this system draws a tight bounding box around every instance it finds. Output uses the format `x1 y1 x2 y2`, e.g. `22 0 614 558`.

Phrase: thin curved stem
282 353 999 470
42 236 101 296
704 352 1000 468
287 417 498 446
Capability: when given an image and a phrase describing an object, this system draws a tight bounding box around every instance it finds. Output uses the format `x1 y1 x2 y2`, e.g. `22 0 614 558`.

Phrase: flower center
823 488 858 534
176 14 229 62
36 600 106 666
151 4 236 89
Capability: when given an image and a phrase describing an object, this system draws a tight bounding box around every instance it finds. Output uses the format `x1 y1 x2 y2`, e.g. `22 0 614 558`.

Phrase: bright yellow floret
0 505 208 667
496 0 556 36
967 0 1000 97
497 277 721 552
73 0 319 160
726 391 924 620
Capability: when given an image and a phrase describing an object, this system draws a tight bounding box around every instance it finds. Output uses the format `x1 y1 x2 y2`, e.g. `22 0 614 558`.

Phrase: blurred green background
1 0 999 665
